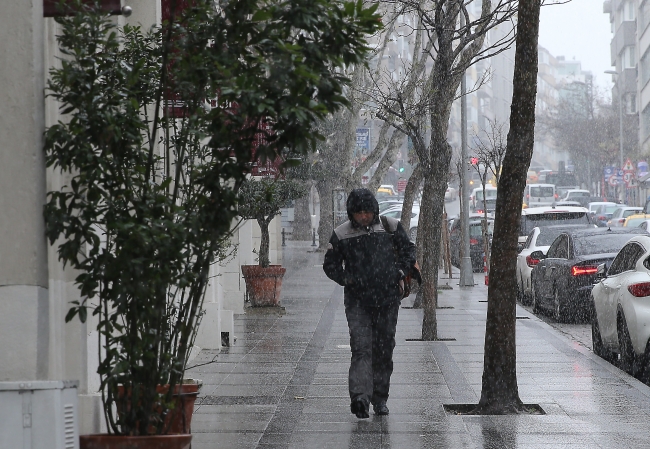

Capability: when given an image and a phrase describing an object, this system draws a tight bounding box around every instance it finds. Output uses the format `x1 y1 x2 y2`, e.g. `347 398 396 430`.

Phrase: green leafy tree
238 178 307 267
44 0 379 435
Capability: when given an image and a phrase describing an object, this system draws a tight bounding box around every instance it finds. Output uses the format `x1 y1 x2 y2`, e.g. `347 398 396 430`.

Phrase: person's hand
398 278 405 297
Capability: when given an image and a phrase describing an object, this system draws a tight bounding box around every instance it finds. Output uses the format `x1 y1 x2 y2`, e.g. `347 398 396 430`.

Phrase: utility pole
459 13 474 287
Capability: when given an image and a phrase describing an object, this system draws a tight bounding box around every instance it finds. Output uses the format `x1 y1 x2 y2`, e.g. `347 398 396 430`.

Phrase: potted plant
43 0 379 446
238 177 306 306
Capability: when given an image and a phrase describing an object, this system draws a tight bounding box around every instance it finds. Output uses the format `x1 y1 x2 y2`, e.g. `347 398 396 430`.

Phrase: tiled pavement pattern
187 241 650 449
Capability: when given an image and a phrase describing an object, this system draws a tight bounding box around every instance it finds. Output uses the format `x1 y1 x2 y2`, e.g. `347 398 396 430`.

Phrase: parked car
523 184 556 208
378 200 404 214
560 189 591 208
638 220 650 232
591 235 650 378
380 205 419 241
608 207 643 227
516 224 595 303
530 227 647 323
449 215 494 272
519 205 593 244
624 214 650 227
445 183 458 202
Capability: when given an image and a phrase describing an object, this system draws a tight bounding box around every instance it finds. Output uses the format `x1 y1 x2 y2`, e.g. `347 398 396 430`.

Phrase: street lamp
605 69 624 199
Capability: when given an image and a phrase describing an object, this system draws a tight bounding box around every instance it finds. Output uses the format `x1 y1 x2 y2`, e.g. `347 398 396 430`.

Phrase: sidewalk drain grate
401 306 454 309
405 338 456 342
478 300 487 302
200 395 279 406
444 403 545 415
438 306 454 309
516 316 530 320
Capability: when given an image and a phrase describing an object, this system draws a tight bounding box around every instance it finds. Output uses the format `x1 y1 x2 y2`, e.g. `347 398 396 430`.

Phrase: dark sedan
530 227 648 323
450 216 494 272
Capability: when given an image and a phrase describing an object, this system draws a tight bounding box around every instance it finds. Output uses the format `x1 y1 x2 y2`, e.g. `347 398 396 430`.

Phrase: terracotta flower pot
117 380 202 434
79 434 191 449
241 264 286 307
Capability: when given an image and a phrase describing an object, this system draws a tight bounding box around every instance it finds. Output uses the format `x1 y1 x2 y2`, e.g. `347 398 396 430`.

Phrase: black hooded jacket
323 189 416 307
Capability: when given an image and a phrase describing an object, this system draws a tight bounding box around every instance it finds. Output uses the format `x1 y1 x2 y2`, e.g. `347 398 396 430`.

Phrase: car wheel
553 288 568 323
531 284 540 314
409 227 417 242
617 312 638 376
592 306 615 363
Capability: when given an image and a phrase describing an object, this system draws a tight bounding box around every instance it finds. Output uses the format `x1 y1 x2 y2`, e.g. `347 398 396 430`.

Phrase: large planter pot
117 380 202 434
80 434 191 449
241 264 286 307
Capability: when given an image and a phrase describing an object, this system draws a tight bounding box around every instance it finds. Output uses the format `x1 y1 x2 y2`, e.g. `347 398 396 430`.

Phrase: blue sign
356 128 370 155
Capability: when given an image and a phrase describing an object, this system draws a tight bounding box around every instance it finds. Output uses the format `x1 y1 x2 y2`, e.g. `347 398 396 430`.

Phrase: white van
524 183 555 208
469 186 497 212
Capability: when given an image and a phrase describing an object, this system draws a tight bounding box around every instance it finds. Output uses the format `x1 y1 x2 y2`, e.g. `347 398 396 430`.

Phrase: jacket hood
347 188 380 227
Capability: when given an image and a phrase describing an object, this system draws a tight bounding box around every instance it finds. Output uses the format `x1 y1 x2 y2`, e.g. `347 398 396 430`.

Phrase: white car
516 224 594 303
591 235 650 378
380 205 419 241
445 183 458 202
608 207 643 227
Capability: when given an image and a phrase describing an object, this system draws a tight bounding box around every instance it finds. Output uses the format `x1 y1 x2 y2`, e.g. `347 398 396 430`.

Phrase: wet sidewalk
187 241 650 449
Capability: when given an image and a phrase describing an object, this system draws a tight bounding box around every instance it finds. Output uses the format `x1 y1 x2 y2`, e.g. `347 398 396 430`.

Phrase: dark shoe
351 399 369 419
373 402 389 415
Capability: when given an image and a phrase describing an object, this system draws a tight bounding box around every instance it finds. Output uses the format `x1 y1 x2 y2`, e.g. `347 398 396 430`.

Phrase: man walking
323 188 416 418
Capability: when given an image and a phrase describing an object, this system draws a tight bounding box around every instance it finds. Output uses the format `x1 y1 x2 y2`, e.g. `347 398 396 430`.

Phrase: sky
538 0 614 93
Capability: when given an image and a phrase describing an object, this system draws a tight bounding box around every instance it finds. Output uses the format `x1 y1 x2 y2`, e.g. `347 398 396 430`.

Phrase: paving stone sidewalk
187 241 650 449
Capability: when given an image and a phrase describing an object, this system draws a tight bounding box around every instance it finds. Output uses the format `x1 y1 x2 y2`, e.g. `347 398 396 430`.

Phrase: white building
0 0 279 436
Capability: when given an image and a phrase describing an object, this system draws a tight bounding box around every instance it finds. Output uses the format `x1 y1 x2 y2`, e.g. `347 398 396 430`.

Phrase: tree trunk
258 218 271 268
476 0 541 413
400 163 423 233
292 195 312 240
316 180 335 250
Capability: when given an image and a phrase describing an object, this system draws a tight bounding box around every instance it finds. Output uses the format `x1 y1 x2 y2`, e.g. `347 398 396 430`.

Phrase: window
641 1 650 33
625 93 637 114
547 235 569 259
623 1 636 21
642 104 650 141
622 46 636 69
608 242 644 276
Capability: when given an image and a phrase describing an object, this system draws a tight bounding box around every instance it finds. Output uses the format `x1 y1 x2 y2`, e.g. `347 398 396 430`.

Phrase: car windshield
536 229 568 246
521 212 590 236
601 204 620 214
530 186 554 197
469 221 494 237
476 189 497 200
573 234 637 256
379 202 401 213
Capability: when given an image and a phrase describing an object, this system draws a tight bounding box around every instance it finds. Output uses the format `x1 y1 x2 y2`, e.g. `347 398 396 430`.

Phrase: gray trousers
345 301 400 406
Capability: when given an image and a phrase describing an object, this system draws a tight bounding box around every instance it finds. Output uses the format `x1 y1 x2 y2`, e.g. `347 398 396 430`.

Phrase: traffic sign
623 158 634 171
609 175 618 187
397 180 407 192
623 172 633 187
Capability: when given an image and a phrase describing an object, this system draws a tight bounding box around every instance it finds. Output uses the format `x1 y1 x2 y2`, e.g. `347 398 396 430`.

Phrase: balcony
611 20 637 66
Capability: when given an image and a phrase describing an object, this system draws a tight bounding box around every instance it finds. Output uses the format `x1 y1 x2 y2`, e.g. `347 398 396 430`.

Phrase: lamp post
459 14 474 287
605 70 624 200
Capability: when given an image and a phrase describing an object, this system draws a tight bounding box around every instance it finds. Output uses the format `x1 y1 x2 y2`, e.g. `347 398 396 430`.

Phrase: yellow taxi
623 214 650 228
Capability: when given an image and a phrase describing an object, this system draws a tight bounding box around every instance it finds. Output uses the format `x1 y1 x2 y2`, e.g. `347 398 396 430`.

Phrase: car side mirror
530 250 545 260
596 263 607 280
517 243 524 254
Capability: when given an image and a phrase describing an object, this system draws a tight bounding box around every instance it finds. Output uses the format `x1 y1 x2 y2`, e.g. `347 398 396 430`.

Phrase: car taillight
571 265 598 276
526 255 540 267
470 238 479 245
597 215 606 221
554 193 558 199
476 209 484 214
526 194 529 199
628 283 650 297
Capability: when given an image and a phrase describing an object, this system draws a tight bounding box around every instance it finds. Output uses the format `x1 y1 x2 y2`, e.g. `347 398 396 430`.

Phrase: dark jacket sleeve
323 232 348 286
393 222 416 277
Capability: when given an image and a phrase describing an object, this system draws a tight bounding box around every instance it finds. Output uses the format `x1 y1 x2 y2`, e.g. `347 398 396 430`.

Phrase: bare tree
471 118 508 271
475 0 541 414
388 0 518 340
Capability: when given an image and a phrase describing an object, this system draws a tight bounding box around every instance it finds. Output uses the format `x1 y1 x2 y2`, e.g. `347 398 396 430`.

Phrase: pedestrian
323 188 416 418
